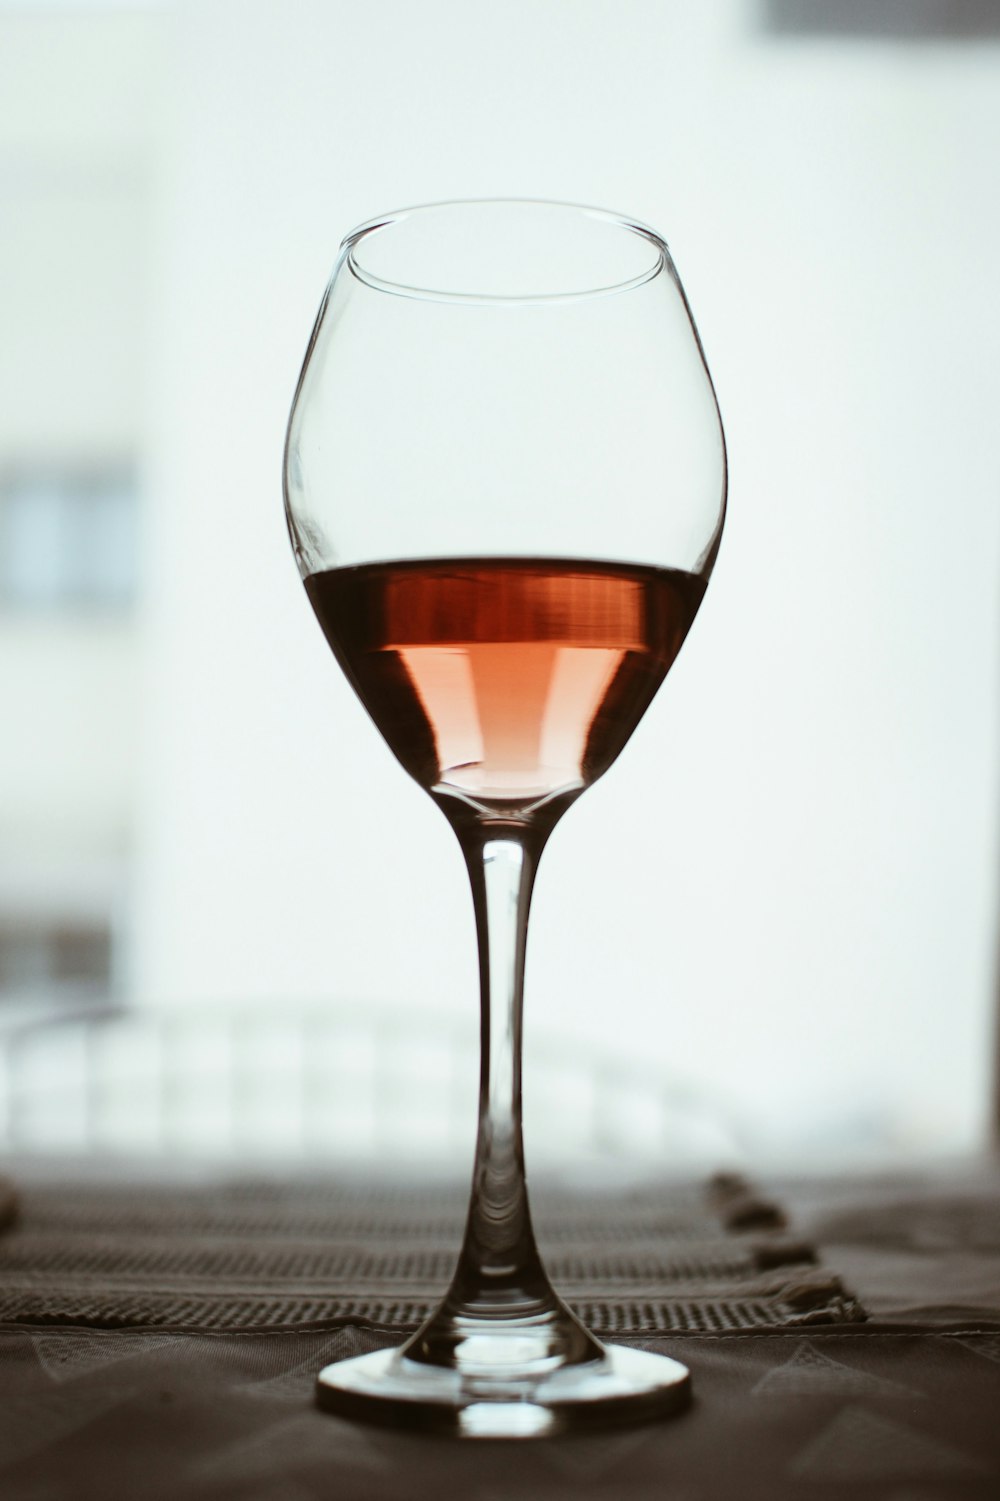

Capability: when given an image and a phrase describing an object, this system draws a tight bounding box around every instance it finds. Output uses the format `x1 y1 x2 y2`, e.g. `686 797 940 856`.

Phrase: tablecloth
0 1161 997 1499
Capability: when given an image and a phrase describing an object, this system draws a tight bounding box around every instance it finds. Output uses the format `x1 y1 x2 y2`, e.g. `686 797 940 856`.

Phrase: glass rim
340 198 670 306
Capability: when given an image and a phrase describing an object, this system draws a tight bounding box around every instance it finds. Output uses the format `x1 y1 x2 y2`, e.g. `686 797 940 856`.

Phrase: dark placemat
0 1172 866 1334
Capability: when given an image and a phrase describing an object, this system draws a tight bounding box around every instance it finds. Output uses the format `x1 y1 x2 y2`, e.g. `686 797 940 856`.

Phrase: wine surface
305 558 706 811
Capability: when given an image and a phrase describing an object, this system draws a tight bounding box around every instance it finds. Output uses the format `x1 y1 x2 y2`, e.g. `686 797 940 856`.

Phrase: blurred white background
1 0 998 1165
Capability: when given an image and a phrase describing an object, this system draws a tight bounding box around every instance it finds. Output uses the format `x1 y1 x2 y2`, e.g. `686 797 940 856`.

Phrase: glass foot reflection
315 1341 691 1438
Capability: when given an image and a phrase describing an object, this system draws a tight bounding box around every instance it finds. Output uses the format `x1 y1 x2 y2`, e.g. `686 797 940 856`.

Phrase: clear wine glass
283 199 726 1437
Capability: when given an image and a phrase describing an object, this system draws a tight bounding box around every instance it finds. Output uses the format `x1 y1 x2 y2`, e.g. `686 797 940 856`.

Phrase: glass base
315 1342 691 1438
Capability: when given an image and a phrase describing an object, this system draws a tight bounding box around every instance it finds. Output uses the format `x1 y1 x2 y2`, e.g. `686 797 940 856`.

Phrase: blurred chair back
0 1003 740 1168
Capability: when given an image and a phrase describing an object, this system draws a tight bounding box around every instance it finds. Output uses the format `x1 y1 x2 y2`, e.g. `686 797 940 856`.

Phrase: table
0 1160 998 1499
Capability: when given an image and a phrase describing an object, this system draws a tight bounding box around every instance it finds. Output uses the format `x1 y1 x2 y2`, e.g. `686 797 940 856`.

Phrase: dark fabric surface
0 1174 862 1335
788 1168 1000 1327
1 1326 999 1499
0 1165 998 1498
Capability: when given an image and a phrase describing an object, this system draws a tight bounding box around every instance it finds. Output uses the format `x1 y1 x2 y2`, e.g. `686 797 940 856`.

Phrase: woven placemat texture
0 1173 866 1333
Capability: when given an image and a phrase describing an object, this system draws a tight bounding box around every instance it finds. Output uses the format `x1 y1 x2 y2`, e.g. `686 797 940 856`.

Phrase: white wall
134 0 1000 1161
0 8 158 460
0 623 139 848
0 10 158 922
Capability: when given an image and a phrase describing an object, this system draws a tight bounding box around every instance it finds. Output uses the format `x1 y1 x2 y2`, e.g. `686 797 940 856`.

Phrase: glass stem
405 807 600 1370
455 823 545 1303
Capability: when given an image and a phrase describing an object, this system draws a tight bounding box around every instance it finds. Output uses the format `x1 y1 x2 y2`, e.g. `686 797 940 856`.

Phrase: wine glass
283 200 726 1437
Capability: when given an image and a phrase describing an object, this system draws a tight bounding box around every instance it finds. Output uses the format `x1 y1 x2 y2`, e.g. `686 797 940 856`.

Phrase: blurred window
0 467 138 612
0 917 112 1001
763 0 1000 37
